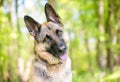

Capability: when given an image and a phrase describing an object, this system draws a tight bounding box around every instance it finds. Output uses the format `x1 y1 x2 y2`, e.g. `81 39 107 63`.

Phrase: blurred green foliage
1 0 120 82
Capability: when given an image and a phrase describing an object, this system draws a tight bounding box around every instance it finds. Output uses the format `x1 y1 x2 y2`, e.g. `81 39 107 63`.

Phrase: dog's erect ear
24 15 41 36
45 3 61 24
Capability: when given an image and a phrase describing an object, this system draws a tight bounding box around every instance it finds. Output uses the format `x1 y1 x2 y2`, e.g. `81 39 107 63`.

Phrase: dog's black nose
58 45 67 52
59 46 66 50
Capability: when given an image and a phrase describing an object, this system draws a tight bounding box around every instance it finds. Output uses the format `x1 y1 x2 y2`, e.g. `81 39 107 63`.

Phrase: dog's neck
34 53 66 67
33 55 66 74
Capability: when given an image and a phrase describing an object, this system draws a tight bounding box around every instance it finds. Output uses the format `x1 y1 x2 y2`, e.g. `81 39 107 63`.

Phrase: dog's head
24 3 68 63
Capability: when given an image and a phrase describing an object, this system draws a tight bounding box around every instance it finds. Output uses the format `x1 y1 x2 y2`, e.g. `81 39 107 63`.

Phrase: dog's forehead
39 22 63 41
41 22 63 31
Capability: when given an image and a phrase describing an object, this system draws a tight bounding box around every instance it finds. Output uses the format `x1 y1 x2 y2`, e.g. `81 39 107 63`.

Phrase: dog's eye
56 30 62 37
44 35 51 43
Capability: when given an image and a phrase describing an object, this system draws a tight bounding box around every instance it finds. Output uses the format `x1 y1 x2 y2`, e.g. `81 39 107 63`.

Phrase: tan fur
30 22 72 82
24 3 72 82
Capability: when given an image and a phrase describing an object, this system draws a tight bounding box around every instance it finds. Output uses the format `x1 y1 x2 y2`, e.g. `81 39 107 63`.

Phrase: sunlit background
1 0 120 82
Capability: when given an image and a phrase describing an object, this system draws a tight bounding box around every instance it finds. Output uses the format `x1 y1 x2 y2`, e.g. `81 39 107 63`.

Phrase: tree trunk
84 35 92 72
15 0 20 33
96 0 105 69
105 0 113 71
115 0 120 65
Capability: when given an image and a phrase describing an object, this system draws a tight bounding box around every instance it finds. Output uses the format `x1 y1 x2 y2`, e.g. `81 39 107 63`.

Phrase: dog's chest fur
31 58 71 82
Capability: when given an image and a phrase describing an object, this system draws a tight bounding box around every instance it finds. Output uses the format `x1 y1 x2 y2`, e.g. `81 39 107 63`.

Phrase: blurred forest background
1 0 120 82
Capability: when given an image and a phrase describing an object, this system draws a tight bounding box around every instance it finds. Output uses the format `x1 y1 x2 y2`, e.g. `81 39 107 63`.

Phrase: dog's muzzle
47 43 68 60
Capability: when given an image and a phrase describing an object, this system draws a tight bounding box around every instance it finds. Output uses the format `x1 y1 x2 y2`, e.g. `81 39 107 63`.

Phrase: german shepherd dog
24 3 72 82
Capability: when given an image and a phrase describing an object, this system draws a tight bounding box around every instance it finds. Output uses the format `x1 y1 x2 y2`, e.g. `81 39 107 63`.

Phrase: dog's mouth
59 52 68 60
